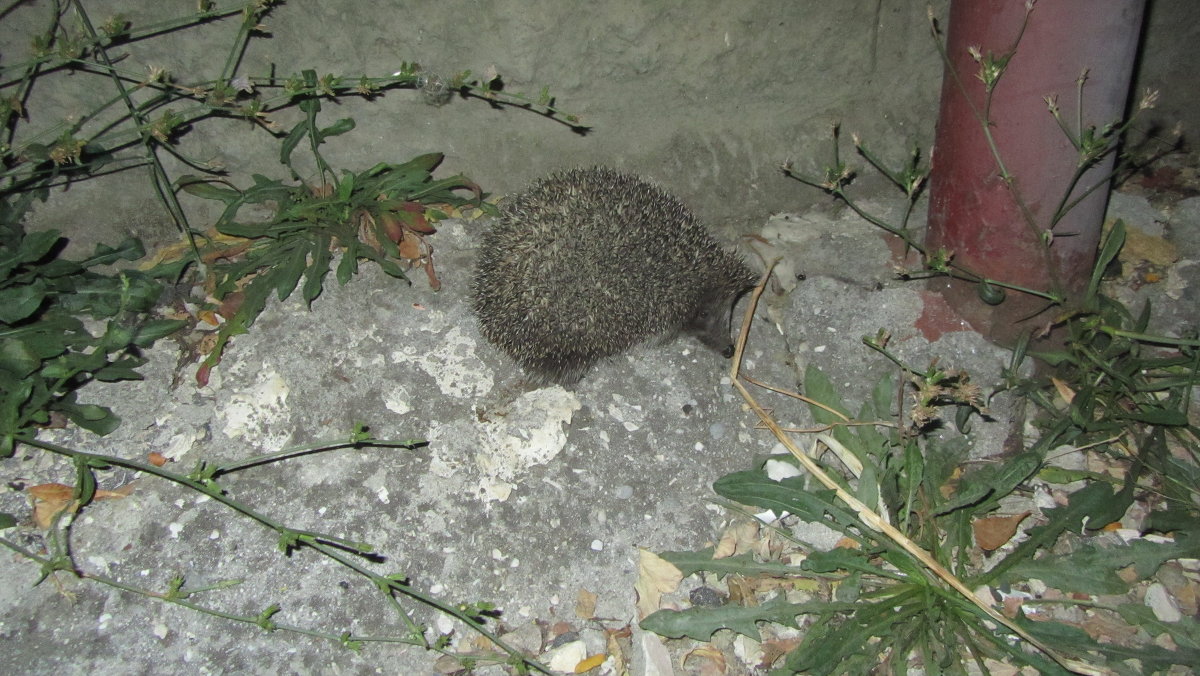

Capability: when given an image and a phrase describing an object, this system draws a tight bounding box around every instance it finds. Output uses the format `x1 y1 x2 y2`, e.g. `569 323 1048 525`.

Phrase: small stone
544 639 587 672
1145 582 1182 622
689 586 725 607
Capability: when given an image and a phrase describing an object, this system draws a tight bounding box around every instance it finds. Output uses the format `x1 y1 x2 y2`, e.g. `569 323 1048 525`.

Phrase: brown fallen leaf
759 636 802 669
1081 610 1135 646
713 520 759 559
549 620 574 639
1051 377 1076 405
727 574 759 606
940 466 964 499
604 626 631 675
683 644 727 676
29 482 136 529
974 512 1031 552
634 548 682 620
575 588 598 620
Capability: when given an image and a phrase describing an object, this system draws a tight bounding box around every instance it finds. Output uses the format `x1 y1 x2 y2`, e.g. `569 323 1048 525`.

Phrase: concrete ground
1 182 1196 674
2 1 1198 674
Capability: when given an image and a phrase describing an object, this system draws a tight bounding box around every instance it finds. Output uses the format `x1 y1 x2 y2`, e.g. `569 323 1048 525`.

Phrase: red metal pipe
925 0 1145 344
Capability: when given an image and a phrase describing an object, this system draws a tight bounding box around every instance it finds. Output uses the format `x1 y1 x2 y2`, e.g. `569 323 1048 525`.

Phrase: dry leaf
397 229 423 260
1002 594 1025 618
713 520 759 559
634 548 682 619
1051 377 1076 404
1081 610 1133 645
549 621 574 639
28 483 74 502
940 466 964 499
683 644 727 675
604 626 631 675
432 654 465 674
973 512 1031 551
1119 223 1179 267
574 653 607 673
759 637 802 669
575 588 598 620
727 575 759 606
148 452 169 467
29 482 134 529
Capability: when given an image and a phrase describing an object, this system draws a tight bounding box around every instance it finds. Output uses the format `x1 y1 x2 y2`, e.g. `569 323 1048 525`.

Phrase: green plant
2 1 584 379
1002 221 1200 528
781 5 1170 311
643 344 1199 673
0 198 184 457
646 4 1199 663
0 424 553 674
175 84 488 381
1 2 583 671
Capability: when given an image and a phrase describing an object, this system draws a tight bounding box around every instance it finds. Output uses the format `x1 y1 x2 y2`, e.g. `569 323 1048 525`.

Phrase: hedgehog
471 167 757 385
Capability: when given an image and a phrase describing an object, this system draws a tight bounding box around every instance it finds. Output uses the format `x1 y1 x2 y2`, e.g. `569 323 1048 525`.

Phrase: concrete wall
2 0 1194 253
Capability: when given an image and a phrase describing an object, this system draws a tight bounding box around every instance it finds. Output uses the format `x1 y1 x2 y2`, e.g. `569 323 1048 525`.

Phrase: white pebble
1145 583 1182 622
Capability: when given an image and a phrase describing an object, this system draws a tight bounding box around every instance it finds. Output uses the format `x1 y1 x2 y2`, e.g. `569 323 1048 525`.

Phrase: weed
642 3 1199 673
642 272 1198 672
0 203 184 457
1 2 579 673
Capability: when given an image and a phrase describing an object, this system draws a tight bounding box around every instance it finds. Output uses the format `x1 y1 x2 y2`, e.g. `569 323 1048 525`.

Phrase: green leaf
0 338 42 379
81 237 145 267
0 280 47 323
1117 405 1187 426
5 229 61 270
393 152 443 175
214 221 271 238
177 176 243 205
274 242 310 301
93 357 146 382
804 364 852 422
335 171 355 203
56 399 119 436
132 319 187 347
0 512 17 529
1116 604 1200 652
336 242 358 285
1126 533 1200 579
713 471 869 542
75 455 97 505
641 595 834 641
1087 219 1125 303
1019 608 1199 672
280 119 308 169
97 322 135 352
979 481 1115 586
936 452 1040 516
802 547 895 577
230 272 276 331
303 235 332 305
316 117 355 143
1145 505 1200 535
998 543 1128 594
376 257 410 282
659 547 810 579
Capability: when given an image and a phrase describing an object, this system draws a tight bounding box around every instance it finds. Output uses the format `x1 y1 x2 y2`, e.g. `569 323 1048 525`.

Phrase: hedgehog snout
685 295 740 358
